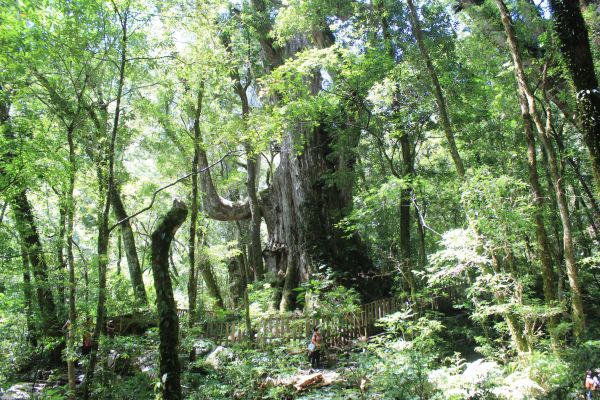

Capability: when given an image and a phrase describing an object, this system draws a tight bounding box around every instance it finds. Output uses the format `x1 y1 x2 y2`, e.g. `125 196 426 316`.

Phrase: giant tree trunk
262 122 386 310
112 186 148 306
252 3 384 310
151 200 188 400
548 0 600 190
196 2 385 310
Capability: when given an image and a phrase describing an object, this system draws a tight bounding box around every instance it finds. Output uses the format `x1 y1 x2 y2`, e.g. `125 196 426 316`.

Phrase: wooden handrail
201 297 403 344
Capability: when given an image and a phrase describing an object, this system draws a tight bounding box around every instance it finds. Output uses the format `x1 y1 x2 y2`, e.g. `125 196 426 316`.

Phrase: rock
133 352 158 378
205 346 234 369
193 339 215 358
1 383 33 400
107 350 134 376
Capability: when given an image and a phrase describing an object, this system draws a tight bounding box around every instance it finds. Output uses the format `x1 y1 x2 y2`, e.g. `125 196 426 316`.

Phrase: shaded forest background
0 0 599 398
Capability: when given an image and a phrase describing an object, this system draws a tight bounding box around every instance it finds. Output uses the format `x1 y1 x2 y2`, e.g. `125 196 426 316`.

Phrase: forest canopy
0 0 599 398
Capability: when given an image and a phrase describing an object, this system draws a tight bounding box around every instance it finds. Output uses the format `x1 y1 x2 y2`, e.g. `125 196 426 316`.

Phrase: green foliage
0 0 598 397
297 267 361 319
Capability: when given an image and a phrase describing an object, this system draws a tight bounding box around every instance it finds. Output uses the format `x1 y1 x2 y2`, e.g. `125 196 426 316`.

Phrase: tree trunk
548 0 600 190
198 255 225 310
520 109 559 345
56 200 67 319
84 8 128 397
111 186 148 306
399 133 415 297
414 199 427 272
230 65 265 282
20 240 37 347
379 2 418 296
1 91 60 340
235 221 253 339
262 121 384 310
406 0 466 179
66 123 77 400
495 0 585 336
12 190 60 338
188 116 200 334
246 154 264 281
151 200 188 400
83 191 109 399
228 256 243 308
189 85 225 310
251 5 384 310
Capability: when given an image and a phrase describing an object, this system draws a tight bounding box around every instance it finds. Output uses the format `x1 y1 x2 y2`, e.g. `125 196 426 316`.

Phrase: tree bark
112 186 148 306
235 221 253 339
12 190 61 338
66 122 77 400
151 200 188 400
251 3 384 310
19 240 37 347
495 0 585 336
84 7 128 396
520 109 559 345
548 0 600 190
227 52 266 281
188 114 200 334
189 85 225 310
377 0 418 296
1 88 60 340
56 199 67 319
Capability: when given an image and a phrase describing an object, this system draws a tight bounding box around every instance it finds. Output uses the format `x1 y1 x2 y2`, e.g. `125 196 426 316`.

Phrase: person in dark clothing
309 326 322 370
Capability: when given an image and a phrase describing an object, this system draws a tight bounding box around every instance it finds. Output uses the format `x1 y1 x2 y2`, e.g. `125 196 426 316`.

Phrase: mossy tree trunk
548 0 600 191
151 200 188 400
112 186 148 306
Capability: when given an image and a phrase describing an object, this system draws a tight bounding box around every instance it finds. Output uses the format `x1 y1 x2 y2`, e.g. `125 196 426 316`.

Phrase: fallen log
294 373 324 391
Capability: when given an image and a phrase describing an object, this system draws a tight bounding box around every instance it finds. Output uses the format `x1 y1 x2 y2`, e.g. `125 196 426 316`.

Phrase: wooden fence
184 297 402 346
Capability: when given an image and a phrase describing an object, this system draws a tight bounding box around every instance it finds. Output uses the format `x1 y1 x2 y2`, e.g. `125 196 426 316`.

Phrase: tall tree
406 0 466 179
151 200 188 400
548 0 600 190
494 0 585 336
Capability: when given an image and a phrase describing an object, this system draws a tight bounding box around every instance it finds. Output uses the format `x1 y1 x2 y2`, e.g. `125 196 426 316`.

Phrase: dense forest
0 0 599 398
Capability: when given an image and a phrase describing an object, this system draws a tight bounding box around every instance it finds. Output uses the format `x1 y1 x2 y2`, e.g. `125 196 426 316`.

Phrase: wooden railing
187 297 402 346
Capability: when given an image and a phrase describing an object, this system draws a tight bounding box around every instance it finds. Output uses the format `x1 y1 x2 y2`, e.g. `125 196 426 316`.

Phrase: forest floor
1 332 372 399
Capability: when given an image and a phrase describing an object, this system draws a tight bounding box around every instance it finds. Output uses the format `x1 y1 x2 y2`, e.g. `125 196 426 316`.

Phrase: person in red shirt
309 326 322 370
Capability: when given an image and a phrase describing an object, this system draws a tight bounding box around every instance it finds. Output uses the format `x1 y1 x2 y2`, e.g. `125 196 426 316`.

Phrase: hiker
106 319 116 337
309 326 322 370
586 370 595 400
